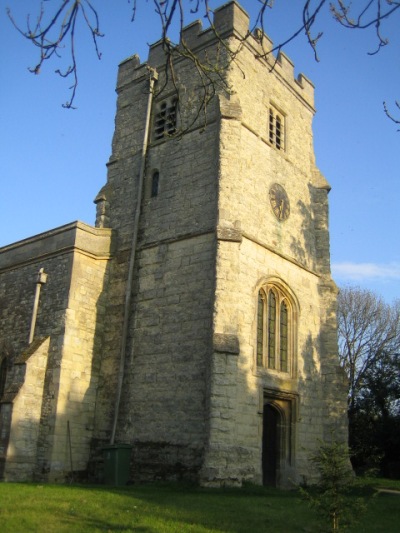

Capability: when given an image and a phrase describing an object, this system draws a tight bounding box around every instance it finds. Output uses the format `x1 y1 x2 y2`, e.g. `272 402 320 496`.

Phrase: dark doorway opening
262 403 280 486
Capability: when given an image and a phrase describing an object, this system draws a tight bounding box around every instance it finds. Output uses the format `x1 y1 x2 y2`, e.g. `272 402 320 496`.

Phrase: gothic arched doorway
262 403 281 486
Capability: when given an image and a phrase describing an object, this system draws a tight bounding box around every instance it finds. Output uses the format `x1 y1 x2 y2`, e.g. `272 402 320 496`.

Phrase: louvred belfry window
269 107 285 151
154 98 177 140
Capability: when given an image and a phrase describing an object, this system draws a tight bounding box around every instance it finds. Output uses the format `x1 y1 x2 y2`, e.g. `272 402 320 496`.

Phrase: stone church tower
0 1 348 487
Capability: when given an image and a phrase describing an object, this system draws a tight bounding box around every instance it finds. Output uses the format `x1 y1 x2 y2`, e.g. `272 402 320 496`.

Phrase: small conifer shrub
300 440 366 532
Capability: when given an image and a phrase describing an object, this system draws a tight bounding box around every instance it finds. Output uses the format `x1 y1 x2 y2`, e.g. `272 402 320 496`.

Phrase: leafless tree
337 286 400 413
7 1 400 114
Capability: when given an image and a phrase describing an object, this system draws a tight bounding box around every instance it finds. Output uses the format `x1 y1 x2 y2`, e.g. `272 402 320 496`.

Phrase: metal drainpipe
110 68 158 445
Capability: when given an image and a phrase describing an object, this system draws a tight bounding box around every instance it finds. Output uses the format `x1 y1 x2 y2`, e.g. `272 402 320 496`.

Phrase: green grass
0 479 398 532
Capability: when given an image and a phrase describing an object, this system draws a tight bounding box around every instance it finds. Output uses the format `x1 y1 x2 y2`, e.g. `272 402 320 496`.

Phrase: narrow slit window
151 171 160 197
0 358 7 399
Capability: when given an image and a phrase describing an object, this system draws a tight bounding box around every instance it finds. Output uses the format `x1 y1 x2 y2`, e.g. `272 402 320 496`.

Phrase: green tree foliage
337 287 400 475
350 350 400 476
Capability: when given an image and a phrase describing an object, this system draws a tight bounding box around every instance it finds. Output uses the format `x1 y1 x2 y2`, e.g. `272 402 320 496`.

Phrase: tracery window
256 285 293 373
269 107 285 151
153 98 177 140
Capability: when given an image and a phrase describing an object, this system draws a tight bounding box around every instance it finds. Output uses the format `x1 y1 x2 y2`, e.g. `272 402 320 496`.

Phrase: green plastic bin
102 444 132 486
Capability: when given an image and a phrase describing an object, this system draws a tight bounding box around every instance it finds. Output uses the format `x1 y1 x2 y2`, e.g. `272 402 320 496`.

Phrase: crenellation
122 1 316 113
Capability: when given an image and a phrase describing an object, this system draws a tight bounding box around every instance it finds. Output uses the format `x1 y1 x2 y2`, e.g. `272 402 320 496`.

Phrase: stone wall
0 222 112 481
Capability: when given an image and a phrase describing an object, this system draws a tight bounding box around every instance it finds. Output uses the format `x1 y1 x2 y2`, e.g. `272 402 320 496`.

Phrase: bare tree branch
7 0 400 123
331 0 400 55
384 100 400 129
7 0 104 108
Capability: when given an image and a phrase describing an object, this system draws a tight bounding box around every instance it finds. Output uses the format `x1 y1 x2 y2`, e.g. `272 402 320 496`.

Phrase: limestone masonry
0 1 348 487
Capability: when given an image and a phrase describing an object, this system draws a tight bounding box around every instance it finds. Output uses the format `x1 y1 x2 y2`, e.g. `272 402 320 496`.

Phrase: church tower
92 1 348 487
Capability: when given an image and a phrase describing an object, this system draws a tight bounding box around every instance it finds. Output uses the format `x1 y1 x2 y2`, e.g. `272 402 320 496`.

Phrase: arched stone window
256 283 295 374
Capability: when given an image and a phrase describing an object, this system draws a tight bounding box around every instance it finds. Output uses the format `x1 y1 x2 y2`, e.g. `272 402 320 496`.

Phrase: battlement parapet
116 1 314 107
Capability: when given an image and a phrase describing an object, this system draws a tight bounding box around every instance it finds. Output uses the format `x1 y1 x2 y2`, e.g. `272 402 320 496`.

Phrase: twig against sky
6 0 400 120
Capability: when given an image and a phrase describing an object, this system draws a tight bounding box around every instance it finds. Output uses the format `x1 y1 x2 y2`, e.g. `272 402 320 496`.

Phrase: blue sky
1 1 400 302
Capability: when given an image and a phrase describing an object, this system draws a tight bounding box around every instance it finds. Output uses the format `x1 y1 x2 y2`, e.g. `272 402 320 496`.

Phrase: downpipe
110 68 158 445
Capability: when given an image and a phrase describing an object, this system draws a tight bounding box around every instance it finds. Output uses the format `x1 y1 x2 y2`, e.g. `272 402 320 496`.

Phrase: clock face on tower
269 183 290 221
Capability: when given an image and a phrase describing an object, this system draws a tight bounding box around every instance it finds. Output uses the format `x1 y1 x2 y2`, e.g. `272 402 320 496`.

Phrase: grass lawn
0 478 399 532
